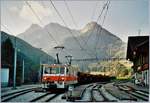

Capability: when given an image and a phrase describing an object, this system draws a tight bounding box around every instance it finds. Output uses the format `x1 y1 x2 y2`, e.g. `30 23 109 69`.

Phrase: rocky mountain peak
25 24 42 33
18 24 42 38
80 21 101 33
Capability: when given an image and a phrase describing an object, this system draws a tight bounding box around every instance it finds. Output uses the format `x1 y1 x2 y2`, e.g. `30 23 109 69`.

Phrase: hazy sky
1 0 149 42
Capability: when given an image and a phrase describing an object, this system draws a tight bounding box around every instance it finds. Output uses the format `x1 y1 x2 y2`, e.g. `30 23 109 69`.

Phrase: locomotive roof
42 64 67 68
42 64 79 71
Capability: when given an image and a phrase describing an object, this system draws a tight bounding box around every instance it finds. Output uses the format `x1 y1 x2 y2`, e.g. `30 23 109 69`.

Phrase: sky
1 0 149 42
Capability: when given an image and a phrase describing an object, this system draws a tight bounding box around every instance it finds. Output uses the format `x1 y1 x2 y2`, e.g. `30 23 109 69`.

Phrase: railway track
80 83 114 102
45 94 61 102
91 84 104 102
117 85 149 101
63 84 94 101
29 93 61 102
90 84 115 102
2 82 148 102
30 92 51 102
2 87 65 102
1 88 35 102
97 85 114 102
80 84 93 99
78 85 91 102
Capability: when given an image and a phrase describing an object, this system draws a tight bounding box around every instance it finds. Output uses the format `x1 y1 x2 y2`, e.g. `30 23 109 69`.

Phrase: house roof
126 36 149 61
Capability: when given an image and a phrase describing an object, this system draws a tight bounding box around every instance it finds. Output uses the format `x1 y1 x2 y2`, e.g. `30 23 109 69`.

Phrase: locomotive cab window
44 67 51 74
51 67 59 74
60 67 65 74
44 66 64 74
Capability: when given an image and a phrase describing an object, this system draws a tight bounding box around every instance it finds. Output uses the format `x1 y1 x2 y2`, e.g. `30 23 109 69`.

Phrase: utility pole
48 55 50 64
39 48 42 83
13 37 17 89
81 61 83 72
46 51 50 64
22 59 24 84
138 29 141 36
108 45 112 76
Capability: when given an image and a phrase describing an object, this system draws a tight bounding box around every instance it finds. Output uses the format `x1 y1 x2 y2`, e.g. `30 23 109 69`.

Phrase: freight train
41 64 114 89
41 64 79 89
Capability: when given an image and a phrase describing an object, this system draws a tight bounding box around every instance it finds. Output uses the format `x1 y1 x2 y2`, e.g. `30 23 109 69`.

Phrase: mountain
1 31 54 64
18 23 79 52
17 22 126 71
1 31 55 84
63 22 125 58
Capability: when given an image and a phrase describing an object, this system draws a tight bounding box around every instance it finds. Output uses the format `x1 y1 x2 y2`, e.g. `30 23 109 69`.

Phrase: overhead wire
95 1 110 59
49 0 95 58
25 1 59 46
64 0 110 58
64 0 77 27
39 1 73 58
27 1 83 63
83 1 109 48
2 1 100 65
3 1 111 64
95 2 110 49
49 0 83 49
95 23 102 59
25 1 73 63
63 0 96 57
1 5 26 35
91 1 99 20
1 24 14 34
63 0 110 62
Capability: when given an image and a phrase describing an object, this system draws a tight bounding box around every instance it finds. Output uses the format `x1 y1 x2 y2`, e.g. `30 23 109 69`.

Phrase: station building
126 36 149 86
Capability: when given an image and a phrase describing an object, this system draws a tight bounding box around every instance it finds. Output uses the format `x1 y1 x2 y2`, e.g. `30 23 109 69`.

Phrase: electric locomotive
41 64 78 89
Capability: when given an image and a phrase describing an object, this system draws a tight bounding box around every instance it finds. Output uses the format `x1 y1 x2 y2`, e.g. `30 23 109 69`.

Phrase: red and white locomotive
41 64 78 89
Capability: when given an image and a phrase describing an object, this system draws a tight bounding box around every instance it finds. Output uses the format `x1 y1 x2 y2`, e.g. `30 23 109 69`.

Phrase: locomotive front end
42 64 66 89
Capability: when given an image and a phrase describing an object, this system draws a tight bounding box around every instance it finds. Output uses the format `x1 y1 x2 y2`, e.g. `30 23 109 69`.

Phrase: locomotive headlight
61 77 64 81
43 77 47 80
